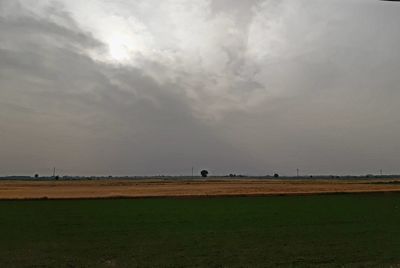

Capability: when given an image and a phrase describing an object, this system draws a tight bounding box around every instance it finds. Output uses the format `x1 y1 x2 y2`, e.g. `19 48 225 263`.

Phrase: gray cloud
1 0 400 176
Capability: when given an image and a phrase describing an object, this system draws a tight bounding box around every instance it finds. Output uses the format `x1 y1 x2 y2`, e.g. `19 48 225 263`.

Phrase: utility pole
191 167 194 178
53 167 56 177
296 168 299 178
380 169 383 176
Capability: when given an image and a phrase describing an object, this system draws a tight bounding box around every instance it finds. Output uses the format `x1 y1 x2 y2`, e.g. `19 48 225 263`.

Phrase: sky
1 0 400 176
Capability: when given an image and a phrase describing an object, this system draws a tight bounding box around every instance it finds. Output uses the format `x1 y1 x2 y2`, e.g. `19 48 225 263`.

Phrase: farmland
1 194 400 267
1 178 400 199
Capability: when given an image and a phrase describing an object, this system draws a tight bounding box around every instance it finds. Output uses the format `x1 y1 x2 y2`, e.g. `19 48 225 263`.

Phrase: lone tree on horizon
201 170 209 178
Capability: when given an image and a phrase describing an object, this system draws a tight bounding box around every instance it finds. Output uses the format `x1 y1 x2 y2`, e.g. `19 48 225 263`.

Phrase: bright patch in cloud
106 33 132 62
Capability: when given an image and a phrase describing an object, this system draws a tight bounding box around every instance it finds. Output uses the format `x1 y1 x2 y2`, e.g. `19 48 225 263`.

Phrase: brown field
1 178 400 200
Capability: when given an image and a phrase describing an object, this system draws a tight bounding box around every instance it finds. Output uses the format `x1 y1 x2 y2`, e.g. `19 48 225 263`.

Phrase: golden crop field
1 178 400 200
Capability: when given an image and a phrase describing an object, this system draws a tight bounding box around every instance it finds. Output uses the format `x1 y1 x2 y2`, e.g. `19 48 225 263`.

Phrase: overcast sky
1 0 400 176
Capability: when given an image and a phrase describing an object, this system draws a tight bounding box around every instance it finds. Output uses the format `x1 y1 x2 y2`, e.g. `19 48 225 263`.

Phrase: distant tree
34 174 39 179
201 170 209 178
273 173 279 178
54 175 59 180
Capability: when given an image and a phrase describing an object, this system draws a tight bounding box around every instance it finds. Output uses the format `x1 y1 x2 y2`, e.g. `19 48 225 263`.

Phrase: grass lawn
0 194 400 267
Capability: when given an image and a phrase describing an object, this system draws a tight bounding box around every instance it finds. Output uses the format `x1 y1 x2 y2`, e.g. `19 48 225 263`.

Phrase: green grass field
1 194 400 267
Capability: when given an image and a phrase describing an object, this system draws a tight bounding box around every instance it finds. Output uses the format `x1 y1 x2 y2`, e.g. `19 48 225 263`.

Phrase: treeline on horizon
1 174 400 181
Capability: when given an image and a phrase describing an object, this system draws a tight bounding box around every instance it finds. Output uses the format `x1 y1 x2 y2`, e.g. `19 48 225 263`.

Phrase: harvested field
1 179 400 200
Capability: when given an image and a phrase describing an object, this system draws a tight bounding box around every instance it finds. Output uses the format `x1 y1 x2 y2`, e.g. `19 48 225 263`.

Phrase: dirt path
1 179 400 200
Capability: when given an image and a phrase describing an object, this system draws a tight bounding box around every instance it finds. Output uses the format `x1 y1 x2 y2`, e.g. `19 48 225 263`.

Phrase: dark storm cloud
1 0 400 176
